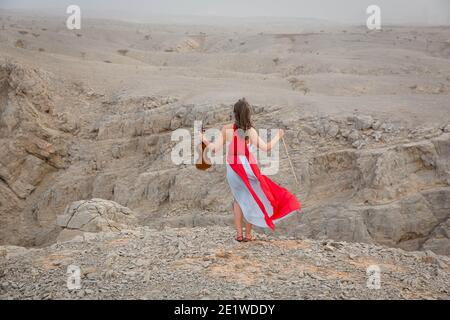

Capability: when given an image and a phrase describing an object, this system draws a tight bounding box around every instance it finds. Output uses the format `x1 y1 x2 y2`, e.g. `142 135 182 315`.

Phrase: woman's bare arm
199 126 227 153
249 127 284 152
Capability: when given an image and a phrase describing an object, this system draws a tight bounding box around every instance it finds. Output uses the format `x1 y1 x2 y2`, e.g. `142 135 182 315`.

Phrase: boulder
0 245 30 259
348 115 373 130
347 129 360 143
56 199 137 233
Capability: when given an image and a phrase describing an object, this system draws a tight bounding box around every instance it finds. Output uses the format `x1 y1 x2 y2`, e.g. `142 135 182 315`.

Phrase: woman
199 98 301 242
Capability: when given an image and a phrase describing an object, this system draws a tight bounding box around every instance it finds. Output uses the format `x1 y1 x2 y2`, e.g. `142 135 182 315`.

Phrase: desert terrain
0 10 449 299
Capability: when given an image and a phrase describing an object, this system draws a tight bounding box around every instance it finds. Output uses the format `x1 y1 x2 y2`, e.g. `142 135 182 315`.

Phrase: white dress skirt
225 137 301 230
227 152 274 228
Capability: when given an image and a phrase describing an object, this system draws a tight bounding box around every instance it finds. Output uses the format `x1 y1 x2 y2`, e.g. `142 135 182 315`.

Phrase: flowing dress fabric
226 125 301 230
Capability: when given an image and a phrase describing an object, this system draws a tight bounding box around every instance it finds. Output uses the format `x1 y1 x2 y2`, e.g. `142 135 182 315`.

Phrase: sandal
244 236 253 242
235 234 244 242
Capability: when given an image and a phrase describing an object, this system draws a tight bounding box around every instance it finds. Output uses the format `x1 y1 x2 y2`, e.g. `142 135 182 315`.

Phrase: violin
196 125 212 171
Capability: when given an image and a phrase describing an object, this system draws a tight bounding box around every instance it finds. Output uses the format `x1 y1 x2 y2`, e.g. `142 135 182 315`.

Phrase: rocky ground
0 225 449 300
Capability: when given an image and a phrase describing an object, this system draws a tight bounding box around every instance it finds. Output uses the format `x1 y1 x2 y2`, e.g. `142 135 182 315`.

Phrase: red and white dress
226 125 301 230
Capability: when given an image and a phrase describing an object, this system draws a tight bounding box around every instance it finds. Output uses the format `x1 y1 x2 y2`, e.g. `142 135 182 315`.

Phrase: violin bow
281 135 300 188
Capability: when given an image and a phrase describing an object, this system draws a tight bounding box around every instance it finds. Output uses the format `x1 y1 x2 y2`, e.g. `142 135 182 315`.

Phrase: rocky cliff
0 60 449 256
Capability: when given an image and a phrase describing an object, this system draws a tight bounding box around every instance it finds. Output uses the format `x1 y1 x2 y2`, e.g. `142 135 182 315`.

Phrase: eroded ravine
1 61 449 256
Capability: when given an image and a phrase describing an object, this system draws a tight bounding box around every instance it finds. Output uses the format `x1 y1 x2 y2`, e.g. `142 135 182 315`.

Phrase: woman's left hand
198 132 210 147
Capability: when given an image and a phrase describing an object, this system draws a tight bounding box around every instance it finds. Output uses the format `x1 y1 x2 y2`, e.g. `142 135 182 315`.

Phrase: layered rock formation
0 61 70 245
0 59 449 256
1 10 450 257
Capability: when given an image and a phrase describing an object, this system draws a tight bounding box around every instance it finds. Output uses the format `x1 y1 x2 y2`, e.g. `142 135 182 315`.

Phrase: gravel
0 226 449 300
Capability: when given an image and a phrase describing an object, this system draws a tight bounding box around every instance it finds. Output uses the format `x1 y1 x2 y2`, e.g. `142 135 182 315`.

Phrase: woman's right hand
277 129 285 139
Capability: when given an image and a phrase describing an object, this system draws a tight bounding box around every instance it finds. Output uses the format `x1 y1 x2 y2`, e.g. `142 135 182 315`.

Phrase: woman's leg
244 220 253 240
232 201 244 239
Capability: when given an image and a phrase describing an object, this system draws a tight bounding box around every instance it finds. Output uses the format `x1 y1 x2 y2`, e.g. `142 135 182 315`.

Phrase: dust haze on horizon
1 0 450 25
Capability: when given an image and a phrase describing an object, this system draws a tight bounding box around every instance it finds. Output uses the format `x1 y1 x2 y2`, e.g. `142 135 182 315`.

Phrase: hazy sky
1 0 449 25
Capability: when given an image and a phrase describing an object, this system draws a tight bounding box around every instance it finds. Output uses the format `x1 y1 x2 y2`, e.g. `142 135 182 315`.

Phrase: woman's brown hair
233 98 253 132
